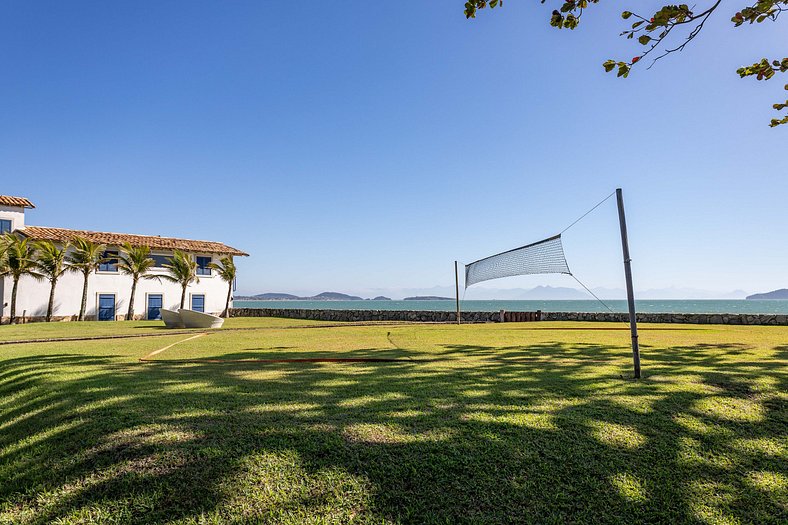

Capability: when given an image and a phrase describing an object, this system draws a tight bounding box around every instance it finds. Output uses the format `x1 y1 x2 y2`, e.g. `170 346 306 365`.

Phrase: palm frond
0 234 42 280
66 237 107 275
207 256 237 283
117 242 157 278
162 250 199 287
34 240 70 282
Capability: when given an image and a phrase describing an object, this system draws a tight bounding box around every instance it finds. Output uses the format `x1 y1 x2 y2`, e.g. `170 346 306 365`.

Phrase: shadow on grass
0 340 786 524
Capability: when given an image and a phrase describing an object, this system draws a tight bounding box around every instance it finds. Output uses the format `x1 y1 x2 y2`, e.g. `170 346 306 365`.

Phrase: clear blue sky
2 1 785 297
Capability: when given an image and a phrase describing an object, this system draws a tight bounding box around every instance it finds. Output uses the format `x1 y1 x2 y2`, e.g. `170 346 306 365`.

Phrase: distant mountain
746 289 788 300
236 291 364 301
311 292 364 301
240 293 301 300
403 296 454 301
371 296 392 301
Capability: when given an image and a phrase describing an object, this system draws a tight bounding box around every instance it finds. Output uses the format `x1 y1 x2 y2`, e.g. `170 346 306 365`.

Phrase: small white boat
178 308 224 329
161 308 185 329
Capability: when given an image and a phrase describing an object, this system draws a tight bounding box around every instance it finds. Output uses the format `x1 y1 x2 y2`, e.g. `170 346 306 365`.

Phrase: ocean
233 299 788 315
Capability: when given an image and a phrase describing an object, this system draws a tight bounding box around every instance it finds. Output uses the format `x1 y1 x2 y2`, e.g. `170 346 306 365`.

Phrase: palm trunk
127 277 138 321
46 277 57 322
180 285 187 309
79 271 89 321
224 282 232 318
10 276 19 324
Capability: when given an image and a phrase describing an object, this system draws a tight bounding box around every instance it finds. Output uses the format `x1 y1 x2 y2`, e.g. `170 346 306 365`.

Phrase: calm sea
233 299 788 315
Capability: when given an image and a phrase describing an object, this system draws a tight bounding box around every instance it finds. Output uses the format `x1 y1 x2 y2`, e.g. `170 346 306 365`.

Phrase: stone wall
229 308 788 326
541 311 788 326
229 308 501 323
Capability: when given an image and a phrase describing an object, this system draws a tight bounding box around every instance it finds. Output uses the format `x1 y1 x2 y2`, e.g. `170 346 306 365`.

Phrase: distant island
746 289 788 300
403 296 454 301
235 291 391 301
243 293 301 300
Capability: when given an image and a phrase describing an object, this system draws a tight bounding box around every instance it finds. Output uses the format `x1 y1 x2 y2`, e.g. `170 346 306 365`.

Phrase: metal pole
455 261 461 325
616 188 641 379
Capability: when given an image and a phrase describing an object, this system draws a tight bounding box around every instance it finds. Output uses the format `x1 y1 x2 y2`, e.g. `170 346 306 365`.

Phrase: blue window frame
0 219 11 234
99 251 119 272
196 256 212 276
151 254 171 268
98 294 115 321
147 294 163 320
191 294 205 313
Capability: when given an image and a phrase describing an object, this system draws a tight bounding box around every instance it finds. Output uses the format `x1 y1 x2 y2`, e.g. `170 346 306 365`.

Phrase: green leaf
638 35 651 45
621 11 632 19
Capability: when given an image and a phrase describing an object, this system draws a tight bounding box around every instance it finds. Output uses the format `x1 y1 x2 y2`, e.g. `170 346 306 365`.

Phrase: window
196 256 212 276
0 219 11 234
99 251 119 272
191 294 205 313
151 254 171 268
147 294 163 320
98 294 115 321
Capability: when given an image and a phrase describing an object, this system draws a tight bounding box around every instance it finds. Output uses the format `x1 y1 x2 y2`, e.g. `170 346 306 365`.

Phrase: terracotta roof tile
20 226 248 256
0 195 35 208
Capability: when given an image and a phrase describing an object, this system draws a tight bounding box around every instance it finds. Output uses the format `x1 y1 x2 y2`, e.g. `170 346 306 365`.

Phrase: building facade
0 195 247 323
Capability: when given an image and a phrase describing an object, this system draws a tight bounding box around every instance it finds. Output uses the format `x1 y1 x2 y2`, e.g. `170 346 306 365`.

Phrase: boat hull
178 308 224 329
161 308 185 329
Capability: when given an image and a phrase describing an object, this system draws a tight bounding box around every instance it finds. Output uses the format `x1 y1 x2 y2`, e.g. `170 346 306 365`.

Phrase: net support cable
462 191 620 314
460 189 639 377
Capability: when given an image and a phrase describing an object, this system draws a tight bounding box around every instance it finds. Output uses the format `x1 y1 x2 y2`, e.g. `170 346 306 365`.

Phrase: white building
1 195 248 323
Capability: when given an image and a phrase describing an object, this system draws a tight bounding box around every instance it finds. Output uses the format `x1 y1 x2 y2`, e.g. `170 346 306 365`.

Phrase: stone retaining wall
229 308 500 323
541 311 788 326
229 308 788 326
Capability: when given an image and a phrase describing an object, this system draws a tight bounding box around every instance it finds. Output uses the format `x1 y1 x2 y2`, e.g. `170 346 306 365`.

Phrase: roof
0 195 35 208
20 226 248 256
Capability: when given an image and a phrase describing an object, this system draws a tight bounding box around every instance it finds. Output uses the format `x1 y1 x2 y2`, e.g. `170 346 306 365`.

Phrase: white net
464 234 571 288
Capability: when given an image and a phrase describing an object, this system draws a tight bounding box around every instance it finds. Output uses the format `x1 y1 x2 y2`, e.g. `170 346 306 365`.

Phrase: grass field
0 319 786 524
0 318 332 343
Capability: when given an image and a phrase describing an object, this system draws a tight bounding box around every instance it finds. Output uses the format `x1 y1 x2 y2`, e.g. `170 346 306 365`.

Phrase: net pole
616 188 641 379
454 261 461 325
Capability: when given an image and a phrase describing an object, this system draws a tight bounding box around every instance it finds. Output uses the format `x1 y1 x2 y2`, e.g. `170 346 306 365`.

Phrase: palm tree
34 240 71 322
0 233 43 324
208 256 237 318
0 234 8 260
161 250 198 309
66 237 106 321
0 235 9 322
117 243 160 320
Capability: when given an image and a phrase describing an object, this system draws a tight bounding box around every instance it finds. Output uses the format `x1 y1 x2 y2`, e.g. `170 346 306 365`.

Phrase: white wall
0 204 26 231
2 252 234 321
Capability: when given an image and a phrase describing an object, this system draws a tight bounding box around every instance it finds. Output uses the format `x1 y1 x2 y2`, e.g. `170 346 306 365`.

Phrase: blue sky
2 1 785 298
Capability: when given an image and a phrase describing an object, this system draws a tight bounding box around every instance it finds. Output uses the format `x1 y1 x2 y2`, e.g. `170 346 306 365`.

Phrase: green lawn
0 320 785 524
0 317 331 343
